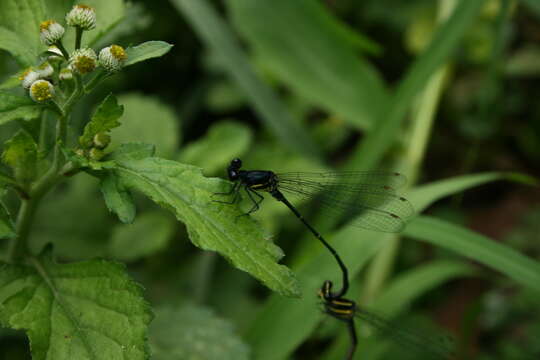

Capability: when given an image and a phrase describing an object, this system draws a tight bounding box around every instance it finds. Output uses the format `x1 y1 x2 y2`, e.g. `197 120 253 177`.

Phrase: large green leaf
347 0 486 170
108 157 299 297
0 27 38 67
150 305 250 360
404 216 540 293
171 0 321 159
1 129 38 182
0 251 152 360
179 120 252 175
0 0 45 66
0 90 42 126
226 0 388 129
112 93 180 158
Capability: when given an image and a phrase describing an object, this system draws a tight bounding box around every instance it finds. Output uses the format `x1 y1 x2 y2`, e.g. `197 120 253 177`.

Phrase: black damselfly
319 280 454 360
214 158 414 297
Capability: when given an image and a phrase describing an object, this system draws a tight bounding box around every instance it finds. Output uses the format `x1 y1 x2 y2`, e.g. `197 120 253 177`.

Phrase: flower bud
69 48 97 74
92 132 111 149
66 4 97 30
98 44 127 73
29 80 55 102
75 148 87 157
36 62 54 78
88 148 104 161
39 20 65 45
19 68 40 89
59 67 73 81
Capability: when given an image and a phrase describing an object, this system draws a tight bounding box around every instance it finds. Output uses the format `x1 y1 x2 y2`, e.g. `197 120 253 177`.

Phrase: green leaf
30 174 113 260
404 216 540 293
149 305 250 360
1 129 37 182
0 251 152 359
108 211 175 261
109 142 156 161
171 0 321 159
0 90 43 126
100 173 136 224
0 198 16 240
109 157 299 297
79 93 124 148
112 93 180 157
0 0 45 66
226 0 388 129
179 120 252 175
408 172 507 212
124 41 174 67
347 0 486 170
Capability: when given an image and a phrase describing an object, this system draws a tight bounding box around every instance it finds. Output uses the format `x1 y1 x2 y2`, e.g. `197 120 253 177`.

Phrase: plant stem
7 112 72 262
7 199 36 262
75 27 83 50
55 41 70 60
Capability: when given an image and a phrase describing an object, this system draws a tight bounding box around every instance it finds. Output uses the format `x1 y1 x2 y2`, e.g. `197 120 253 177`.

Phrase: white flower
29 80 55 102
36 62 54 78
69 48 97 74
59 67 73 80
66 4 96 30
39 20 65 45
98 44 127 72
19 68 40 89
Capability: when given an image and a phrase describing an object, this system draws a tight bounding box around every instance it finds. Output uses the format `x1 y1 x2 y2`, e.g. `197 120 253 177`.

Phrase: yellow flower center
40 20 55 31
76 4 93 10
19 68 33 81
31 82 53 102
110 45 127 60
75 56 95 73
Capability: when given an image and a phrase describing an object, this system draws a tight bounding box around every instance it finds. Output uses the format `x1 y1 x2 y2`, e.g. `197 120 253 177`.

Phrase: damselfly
319 280 454 360
214 159 414 297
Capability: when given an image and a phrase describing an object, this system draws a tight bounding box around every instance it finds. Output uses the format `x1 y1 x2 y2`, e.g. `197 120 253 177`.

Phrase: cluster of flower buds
23 4 128 103
76 132 112 161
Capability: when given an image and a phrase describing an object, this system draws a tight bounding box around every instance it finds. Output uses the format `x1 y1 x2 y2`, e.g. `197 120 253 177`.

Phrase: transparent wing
276 171 414 232
354 307 455 360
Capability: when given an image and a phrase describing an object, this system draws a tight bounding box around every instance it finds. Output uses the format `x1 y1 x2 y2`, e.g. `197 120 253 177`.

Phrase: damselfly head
228 158 243 180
